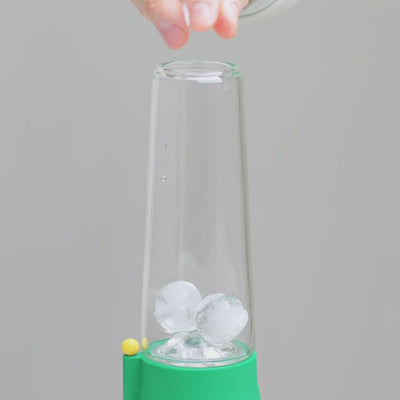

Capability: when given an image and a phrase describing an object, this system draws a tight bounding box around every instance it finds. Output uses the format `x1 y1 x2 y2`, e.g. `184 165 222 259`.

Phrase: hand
131 0 250 49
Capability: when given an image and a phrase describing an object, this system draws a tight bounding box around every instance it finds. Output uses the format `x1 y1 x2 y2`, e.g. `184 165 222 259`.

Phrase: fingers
184 0 219 32
132 0 189 49
131 0 249 48
214 0 249 39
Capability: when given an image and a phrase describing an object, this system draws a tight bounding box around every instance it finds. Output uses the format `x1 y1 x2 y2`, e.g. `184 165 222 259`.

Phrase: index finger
132 0 190 49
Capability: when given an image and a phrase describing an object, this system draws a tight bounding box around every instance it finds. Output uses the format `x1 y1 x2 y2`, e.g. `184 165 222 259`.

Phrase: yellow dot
141 337 148 350
122 338 140 356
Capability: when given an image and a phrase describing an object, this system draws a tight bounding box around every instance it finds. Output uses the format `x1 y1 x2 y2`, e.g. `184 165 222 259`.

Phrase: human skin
130 0 250 49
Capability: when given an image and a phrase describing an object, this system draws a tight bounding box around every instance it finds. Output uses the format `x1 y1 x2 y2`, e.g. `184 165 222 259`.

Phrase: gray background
1 0 399 399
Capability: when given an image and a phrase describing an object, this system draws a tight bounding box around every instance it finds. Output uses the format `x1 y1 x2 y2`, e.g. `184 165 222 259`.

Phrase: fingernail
156 22 186 48
182 2 191 27
190 2 213 26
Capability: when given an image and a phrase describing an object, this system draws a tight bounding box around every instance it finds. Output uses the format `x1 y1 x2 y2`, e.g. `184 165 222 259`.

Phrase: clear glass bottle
241 0 299 17
141 61 254 368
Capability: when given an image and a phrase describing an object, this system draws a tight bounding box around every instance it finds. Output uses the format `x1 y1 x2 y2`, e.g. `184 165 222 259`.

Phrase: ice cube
170 331 205 360
154 281 202 333
195 293 248 346
154 331 236 361
151 330 249 365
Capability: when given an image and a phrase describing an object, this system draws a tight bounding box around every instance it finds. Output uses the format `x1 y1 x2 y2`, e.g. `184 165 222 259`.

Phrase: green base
123 352 261 400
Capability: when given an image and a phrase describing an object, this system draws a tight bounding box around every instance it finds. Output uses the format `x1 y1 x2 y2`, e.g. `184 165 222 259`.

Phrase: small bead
122 338 140 356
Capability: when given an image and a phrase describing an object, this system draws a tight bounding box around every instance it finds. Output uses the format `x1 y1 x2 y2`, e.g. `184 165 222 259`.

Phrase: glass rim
154 60 242 81
240 0 278 17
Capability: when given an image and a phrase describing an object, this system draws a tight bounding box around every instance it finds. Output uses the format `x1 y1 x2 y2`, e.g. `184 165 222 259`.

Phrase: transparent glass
241 0 298 17
141 61 254 368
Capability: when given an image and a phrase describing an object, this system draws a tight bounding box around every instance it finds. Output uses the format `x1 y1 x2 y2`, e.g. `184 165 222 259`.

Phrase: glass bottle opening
154 61 242 82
